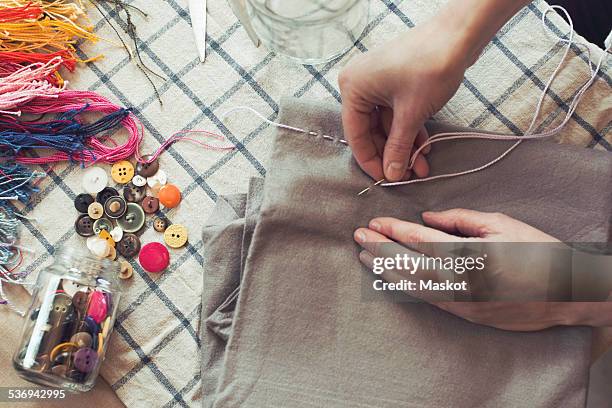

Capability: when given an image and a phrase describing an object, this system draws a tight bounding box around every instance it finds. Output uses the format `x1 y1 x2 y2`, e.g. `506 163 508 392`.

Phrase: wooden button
87 202 104 220
119 260 133 279
135 156 159 177
111 160 134 184
164 224 188 248
153 217 167 232
142 196 159 214
116 233 141 258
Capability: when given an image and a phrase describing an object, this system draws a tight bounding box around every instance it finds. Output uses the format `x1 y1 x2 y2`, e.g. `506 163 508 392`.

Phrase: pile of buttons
74 156 188 276
19 283 114 383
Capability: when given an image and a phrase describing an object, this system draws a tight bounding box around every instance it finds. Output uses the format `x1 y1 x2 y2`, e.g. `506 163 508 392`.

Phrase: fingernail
355 230 366 243
386 161 405 181
370 221 381 231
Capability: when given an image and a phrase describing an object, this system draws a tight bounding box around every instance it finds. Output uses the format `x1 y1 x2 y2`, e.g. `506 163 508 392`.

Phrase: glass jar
246 0 369 64
13 247 120 392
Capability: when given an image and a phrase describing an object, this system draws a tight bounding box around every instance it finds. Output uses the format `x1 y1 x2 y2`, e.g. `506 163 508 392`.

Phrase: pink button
87 290 108 324
139 242 169 273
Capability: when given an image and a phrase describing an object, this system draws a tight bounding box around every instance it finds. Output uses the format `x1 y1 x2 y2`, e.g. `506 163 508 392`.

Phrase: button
119 260 133 279
98 229 115 247
164 224 188 248
106 245 117 260
61 279 87 298
123 182 146 203
82 167 108 194
158 184 181 208
70 332 93 348
89 237 110 258
135 156 159 177
153 217 167 232
147 169 167 188
75 214 95 237
87 202 104 219
141 196 159 214
92 218 113 235
74 194 94 213
96 187 119 206
73 348 98 373
111 160 134 184
110 226 123 242
101 317 112 338
72 291 90 315
116 233 140 258
132 174 147 187
139 242 169 273
117 203 145 233
87 290 108 324
104 196 127 219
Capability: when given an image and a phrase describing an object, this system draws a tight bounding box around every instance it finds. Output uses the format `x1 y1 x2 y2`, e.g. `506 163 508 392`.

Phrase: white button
110 226 124 242
132 175 147 187
82 167 108 194
88 236 110 258
61 279 87 297
147 169 167 188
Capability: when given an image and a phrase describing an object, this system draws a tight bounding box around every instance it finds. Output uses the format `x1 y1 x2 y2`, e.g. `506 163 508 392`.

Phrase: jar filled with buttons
13 246 121 392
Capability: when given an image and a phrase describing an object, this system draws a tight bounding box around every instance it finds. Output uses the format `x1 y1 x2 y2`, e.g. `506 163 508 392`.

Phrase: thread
222 6 610 193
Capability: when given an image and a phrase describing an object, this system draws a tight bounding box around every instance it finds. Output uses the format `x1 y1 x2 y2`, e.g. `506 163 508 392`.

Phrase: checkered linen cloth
5 0 610 406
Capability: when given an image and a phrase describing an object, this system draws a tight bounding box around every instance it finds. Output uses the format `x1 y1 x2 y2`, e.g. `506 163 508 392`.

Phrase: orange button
158 184 181 208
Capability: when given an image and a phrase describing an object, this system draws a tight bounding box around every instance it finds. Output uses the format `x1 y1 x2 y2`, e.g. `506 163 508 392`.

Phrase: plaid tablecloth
5 0 611 407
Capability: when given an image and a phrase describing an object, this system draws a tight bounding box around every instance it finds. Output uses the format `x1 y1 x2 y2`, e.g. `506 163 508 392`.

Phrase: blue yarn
0 106 131 160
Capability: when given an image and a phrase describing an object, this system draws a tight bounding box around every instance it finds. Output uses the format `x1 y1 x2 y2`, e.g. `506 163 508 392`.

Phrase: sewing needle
357 178 385 196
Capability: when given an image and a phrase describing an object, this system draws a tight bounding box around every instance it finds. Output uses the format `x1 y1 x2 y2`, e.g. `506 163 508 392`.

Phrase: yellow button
98 229 115 247
163 224 188 248
111 160 135 184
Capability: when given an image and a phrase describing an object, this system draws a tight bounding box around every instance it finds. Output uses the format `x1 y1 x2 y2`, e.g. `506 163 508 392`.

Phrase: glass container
13 247 120 392
246 0 369 64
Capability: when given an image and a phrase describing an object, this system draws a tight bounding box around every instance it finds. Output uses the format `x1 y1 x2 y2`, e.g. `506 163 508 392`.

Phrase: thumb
422 209 495 238
383 107 421 182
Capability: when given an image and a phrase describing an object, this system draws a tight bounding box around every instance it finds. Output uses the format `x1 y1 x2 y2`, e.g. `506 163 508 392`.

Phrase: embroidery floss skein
221 6 609 195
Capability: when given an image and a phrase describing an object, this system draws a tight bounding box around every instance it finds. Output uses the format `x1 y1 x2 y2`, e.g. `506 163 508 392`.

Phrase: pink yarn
0 57 64 116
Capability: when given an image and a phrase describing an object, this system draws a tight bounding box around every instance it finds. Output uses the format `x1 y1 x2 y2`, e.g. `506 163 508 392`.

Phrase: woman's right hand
338 18 471 182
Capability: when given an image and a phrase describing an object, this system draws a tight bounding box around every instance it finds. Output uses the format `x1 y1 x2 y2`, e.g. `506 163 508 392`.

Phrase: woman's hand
353 209 612 331
339 0 534 182
338 20 467 182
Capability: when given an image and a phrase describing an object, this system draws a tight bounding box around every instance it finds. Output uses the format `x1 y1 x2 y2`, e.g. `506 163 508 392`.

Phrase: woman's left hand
354 209 612 331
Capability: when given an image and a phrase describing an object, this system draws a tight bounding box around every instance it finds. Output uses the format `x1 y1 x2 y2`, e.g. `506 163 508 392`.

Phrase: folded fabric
203 98 611 407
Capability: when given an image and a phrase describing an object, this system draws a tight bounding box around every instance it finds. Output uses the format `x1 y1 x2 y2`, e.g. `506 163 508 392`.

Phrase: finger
369 217 459 245
342 101 384 180
411 153 430 178
358 249 375 269
422 209 494 238
415 125 431 154
383 108 420 182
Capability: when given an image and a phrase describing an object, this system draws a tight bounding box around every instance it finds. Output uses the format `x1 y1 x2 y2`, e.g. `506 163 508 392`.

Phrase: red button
139 242 170 273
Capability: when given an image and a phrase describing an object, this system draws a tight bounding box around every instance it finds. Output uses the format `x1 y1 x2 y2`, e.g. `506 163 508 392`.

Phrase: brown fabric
0 285 124 408
209 98 611 407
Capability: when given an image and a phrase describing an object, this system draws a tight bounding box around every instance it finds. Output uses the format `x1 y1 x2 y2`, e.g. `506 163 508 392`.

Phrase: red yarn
0 3 43 23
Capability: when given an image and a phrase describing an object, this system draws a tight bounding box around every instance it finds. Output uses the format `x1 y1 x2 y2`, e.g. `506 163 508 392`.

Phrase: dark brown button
153 217 167 232
104 196 127 218
75 214 95 237
51 364 68 377
123 182 146 203
74 193 94 213
116 233 141 258
72 291 89 315
135 156 159 177
96 187 119 206
141 196 159 214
